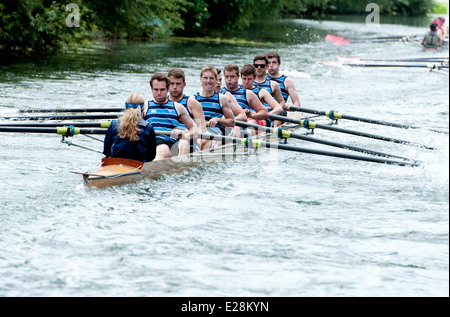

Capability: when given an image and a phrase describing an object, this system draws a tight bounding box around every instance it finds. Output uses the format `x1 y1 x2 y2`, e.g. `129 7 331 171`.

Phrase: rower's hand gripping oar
287 106 449 135
269 114 437 150
234 121 421 164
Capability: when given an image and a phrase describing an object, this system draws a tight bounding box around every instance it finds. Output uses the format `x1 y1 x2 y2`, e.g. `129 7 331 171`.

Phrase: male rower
240 64 283 128
221 64 268 132
266 51 301 110
143 73 197 160
194 66 235 149
168 68 206 152
422 23 443 49
253 54 285 109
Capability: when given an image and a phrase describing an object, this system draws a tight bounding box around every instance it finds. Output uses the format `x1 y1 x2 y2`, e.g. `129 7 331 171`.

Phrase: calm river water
0 15 448 297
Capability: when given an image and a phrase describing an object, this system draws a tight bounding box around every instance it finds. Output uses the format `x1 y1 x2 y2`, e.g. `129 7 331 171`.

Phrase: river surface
0 15 448 297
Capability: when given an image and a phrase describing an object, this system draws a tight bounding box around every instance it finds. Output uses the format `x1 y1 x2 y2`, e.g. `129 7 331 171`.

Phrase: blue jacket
103 119 156 162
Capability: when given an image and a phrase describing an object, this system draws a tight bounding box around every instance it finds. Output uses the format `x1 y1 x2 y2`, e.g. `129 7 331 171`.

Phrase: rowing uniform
194 91 225 135
144 99 185 148
423 31 441 49
221 85 265 126
171 94 200 152
249 86 273 127
253 78 273 95
103 119 156 162
266 74 289 103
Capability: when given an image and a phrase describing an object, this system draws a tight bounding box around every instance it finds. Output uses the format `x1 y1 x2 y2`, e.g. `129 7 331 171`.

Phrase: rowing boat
76 120 300 189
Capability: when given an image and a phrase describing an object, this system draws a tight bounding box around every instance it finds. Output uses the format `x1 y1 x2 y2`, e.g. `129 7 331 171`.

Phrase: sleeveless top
253 78 273 95
221 85 253 112
144 99 185 143
193 92 223 122
266 74 289 102
424 32 440 48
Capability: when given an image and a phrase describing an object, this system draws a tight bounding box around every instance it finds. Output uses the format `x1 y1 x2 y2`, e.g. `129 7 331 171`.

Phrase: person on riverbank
194 65 235 149
221 64 268 131
421 23 443 49
240 64 283 128
266 51 301 110
143 73 196 160
103 92 156 163
167 68 205 152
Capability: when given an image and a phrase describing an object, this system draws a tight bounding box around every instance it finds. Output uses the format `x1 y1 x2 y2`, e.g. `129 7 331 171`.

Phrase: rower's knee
155 144 171 160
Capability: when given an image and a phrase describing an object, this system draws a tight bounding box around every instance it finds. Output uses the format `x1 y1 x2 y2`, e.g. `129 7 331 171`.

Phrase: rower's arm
285 78 301 108
260 89 283 116
271 81 286 109
175 103 197 139
225 92 247 122
246 91 269 120
187 96 206 133
216 94 236 127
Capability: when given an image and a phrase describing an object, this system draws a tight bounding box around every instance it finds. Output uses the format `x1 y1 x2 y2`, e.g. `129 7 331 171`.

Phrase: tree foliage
0 0 437 56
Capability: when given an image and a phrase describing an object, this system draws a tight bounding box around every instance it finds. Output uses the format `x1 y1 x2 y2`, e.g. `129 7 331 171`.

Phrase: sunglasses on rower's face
254 64 266 68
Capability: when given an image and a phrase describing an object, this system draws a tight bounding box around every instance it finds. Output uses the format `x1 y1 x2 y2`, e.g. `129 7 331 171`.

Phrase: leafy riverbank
0 0 440 57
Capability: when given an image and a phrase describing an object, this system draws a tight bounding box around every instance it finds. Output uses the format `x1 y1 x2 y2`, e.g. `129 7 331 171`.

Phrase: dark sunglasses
253 64 266 68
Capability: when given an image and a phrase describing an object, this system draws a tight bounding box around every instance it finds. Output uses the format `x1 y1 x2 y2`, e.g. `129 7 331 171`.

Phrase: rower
215 68 222 92
432 17 448 39
253 54 285 109
194 66 235 149
240 64 283 129
103 92 156 163
265 51 301 109
143 73 197 160
167 68 206 152
421 23 443 49
221 64 268 135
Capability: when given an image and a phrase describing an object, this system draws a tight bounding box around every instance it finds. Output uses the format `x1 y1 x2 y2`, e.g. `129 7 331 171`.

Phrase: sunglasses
253 64 266 68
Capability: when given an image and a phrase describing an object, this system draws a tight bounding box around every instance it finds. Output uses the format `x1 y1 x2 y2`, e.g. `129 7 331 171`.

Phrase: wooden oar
235 121 421 163
18 108 123 113
287 106 449 135
0 114 120 121
268 114 437 150
198 132 420 167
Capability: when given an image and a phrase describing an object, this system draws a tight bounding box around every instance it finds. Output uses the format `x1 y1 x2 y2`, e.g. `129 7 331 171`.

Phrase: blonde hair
119 92 145 142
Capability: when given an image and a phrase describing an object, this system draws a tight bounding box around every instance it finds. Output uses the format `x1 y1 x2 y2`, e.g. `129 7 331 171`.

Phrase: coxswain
143 73 197 160
265 51 301 109
167 68 206 152
194 66 235 149
103 92 156 163
421 23 443 49
240 64 283 129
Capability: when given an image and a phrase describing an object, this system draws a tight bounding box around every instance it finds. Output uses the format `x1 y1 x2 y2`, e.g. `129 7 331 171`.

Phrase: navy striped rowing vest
221 85 253 112
266 74 289 102
194 92 223 122
144 100 185 132
254 78 273 95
